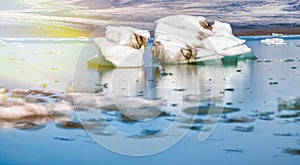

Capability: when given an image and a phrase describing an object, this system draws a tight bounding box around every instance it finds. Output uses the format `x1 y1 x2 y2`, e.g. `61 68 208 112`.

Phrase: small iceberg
260 38 286 46
152 15 253 64
90 26 150 67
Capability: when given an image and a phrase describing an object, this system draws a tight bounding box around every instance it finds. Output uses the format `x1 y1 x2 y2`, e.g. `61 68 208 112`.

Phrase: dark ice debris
291 67 297 69
236 69 242 72
53 137 76 141
257 111 275 121
183 106 240 115
127 133 167 139
121 110 169 123
282 59 295 62
258 115 274 121
269 82 279 85
276 112 300 118
224 88 234 92
55 121 83 129
189 125 202 131
232 126 255 132
223 148 243 154
84 140 96 144
173 88 186 92
178 125 202 131
256 59 272 63
170 103 178 107
160 72 168 76
160 72 172 77
265 60 272 63
282 148 300 156
221 115 255 123
274 132 299 137
14 121 46 131
175 117 205 124
25 96 48 103
103 83 109 88
141 128 161 135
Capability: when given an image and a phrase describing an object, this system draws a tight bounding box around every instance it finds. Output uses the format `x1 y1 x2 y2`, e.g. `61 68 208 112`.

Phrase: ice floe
152 15 253 64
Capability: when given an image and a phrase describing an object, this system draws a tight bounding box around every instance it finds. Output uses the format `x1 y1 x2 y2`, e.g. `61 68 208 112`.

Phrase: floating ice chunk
0 86 73 120
0 101 73 119
260 38 286 46
152 15 252 64
92 26 150 67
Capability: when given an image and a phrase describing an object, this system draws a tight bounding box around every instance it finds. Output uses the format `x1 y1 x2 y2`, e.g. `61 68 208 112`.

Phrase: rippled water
0 36 300 164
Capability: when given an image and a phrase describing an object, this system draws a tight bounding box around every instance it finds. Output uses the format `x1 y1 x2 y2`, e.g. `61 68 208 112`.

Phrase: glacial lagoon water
0 36 300 164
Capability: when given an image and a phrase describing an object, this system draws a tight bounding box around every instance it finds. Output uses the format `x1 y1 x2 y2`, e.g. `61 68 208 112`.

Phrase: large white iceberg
90 15 254 67
152 15 253 64
90 26 150 67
